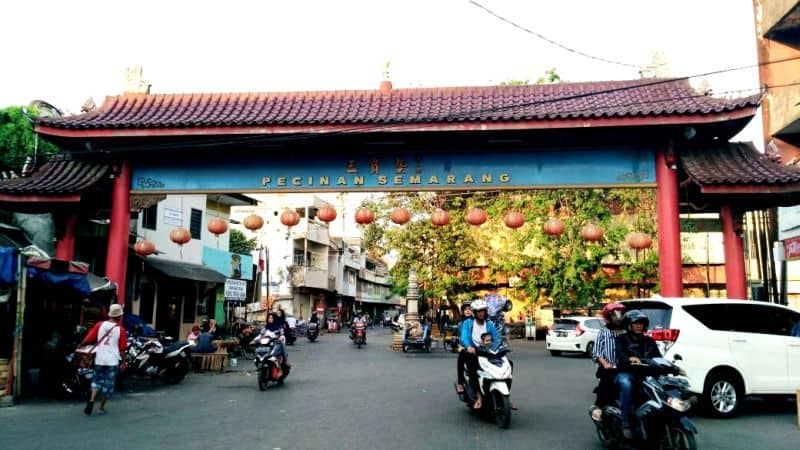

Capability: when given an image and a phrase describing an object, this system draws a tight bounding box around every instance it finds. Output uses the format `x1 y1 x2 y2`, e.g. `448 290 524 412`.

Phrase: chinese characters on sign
260 155 511 188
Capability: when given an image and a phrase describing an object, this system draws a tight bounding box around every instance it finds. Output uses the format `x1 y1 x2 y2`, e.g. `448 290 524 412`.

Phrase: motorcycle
488 299 513 347
60 345 95 399
125 338 192 384
285 325 297 346
353 322 367 348
307 322 319 342
591 357 698 449
455 344 514 429
251 334 290 391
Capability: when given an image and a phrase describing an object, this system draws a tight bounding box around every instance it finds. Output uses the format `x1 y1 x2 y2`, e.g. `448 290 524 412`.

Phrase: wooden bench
191 351 228 372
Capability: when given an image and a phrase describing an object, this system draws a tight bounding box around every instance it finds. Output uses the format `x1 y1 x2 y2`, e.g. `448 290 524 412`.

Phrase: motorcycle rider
590 303 627 421
615 309 662 440
257 313 290 374
454 302 473 392
350 311 367 339
457 299 499 409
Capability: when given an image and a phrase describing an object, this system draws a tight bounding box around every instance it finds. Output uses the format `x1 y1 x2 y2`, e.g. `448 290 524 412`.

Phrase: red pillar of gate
655 147 683 297
55 213 77 261
720 203 747 299
105 161 131 305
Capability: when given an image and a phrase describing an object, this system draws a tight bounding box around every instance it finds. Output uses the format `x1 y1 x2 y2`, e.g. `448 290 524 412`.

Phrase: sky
1 0 763 145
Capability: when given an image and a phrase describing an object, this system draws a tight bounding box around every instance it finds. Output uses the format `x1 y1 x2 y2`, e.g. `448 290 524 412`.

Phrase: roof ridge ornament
380 61 392 94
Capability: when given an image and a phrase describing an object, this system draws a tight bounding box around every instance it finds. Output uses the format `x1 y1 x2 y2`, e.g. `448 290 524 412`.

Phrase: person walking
80 303 128 416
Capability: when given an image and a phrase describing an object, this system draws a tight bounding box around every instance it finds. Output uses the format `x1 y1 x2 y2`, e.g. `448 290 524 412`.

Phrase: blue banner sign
202 246 254 280
131 147 655 193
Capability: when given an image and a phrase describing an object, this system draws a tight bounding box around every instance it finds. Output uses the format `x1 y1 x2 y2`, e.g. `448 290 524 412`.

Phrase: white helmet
470 299 488 312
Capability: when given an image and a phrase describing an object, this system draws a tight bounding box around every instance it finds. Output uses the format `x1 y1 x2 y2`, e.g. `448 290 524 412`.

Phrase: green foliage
500 68 562 86
0 106 60 171
535 68 561 84
368 189 658 309
229 228 258 254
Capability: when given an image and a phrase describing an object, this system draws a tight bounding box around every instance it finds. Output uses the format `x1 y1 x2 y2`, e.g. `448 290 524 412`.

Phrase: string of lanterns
134 203 651 256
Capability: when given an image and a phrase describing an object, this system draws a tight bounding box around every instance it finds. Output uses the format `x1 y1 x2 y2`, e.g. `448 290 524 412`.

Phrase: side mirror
504 300 513 312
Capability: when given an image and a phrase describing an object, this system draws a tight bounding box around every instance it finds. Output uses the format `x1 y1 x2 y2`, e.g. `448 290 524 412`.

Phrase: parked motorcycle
251 334 290 391
307 322 319 342
353 322 367 348
455 344 514 429
125 338 192 384
591 357 698 449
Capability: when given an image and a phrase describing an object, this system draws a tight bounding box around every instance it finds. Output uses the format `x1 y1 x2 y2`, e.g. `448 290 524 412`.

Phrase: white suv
622 298 800 418
545 316 603 357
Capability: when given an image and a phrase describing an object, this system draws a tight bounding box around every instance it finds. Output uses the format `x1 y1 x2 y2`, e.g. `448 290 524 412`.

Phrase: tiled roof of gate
0 158 111 195
37 79 759 130
680 142 800 186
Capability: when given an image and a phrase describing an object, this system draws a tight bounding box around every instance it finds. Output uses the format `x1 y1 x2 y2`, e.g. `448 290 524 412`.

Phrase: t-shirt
83 320 127 367
471 320 487 347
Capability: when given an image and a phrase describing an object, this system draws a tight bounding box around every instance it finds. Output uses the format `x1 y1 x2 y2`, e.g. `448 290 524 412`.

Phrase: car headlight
666 396 690 412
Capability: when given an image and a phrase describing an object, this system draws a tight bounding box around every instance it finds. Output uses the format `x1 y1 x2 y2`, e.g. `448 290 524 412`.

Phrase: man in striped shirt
590 303 626 421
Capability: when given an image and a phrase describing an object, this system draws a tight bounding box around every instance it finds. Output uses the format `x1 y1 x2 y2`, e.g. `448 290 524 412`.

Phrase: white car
545 316 603 357
622 298 800 418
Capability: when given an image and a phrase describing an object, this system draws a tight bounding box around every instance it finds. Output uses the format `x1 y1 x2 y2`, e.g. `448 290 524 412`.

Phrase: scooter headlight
666 396 690 412
260 338 270 345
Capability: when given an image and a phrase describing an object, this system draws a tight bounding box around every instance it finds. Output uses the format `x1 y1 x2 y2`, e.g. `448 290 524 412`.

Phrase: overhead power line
468 0 641 68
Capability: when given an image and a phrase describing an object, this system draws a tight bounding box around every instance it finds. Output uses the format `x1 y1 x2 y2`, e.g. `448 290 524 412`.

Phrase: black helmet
624 310 649 331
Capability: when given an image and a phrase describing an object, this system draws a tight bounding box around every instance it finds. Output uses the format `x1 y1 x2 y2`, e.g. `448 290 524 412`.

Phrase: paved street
0 329 797 450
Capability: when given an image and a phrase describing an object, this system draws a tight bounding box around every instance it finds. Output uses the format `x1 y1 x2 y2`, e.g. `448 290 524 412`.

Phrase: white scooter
455 345 514 429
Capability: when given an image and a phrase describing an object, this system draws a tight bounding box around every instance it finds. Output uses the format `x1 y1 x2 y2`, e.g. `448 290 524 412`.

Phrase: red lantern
503 210 525 229
207 218 229 236
355 207 375 225
281 209 301 227
390 207 411 225
243 214 264 231
626 231 653 250
431 208 451 226
134 239 156 257
542 217 565 236
317 206 337 223
581 223 604 242
465 208 488 226
170 227 192 245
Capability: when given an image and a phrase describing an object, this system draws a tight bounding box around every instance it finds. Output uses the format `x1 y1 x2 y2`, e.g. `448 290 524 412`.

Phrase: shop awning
144 257 227 283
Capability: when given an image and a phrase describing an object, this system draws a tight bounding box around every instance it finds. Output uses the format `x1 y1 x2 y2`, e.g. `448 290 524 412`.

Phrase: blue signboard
131 147 655 193
202 246 254 280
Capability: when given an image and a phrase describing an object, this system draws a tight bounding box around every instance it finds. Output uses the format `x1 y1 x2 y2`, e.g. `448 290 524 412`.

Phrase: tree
229 228 258 254
0 106 60 172
500 68 562 86
366 188 658 310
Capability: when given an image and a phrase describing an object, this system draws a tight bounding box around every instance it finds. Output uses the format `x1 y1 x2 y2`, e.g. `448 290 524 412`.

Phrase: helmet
602 303 626 323
356 310 363 317
624 310 649 331
470 299 488 312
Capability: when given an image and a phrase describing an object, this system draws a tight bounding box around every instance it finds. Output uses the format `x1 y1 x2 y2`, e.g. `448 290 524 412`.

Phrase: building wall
754 0 800 160
135 194 232 264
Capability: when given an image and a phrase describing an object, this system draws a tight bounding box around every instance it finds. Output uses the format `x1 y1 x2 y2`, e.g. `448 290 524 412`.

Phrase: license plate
556 331 567 337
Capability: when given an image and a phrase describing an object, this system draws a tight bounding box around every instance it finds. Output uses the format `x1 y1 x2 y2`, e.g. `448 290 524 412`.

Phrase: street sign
784 236 800 261
224 278 247 300
164 207 183 226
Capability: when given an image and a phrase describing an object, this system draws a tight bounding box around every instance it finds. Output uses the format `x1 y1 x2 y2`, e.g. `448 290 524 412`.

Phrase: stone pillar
106 161 131 305
720 203 747 299
405 269 420 326
55 213 77 261
655 147 683 297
